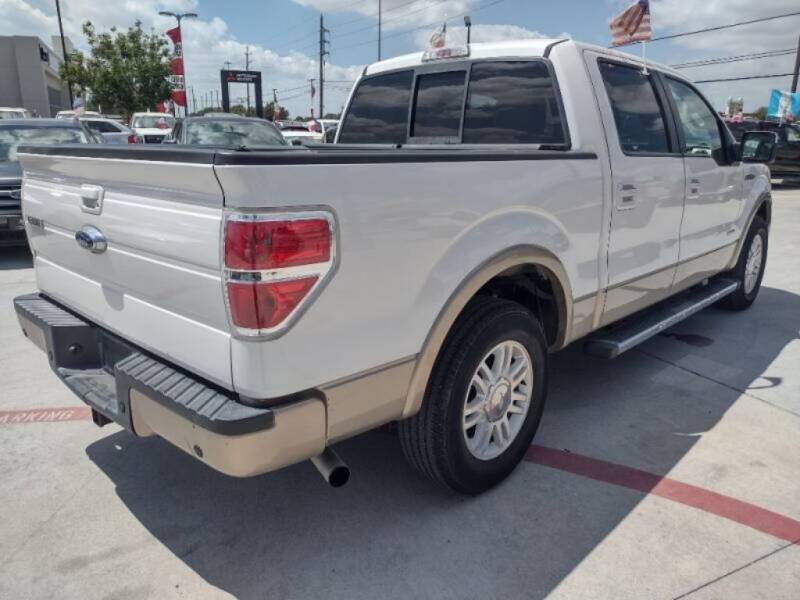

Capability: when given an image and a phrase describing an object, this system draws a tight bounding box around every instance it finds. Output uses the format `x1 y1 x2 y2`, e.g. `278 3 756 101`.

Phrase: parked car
130 112 176 144
13 39 776 493
0 107 31 120
322 125 338 144
164 115 286 146
275 119 322 145
726 119 800 179
308 118 339 136
55 110 102 120
79 117 137 145
0 119 93 246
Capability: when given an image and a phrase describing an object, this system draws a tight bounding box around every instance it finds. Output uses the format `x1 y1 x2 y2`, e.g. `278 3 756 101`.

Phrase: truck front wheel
717 215 768 311
399 298 548 494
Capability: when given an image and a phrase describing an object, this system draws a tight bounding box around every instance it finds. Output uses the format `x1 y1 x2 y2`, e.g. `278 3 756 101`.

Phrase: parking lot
0 186 798 599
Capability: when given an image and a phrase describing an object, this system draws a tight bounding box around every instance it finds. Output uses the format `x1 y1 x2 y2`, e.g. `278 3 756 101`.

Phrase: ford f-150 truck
14 40 777 493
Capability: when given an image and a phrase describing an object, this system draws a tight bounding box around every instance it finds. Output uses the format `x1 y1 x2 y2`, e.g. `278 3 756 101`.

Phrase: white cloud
0 0 363 116
412 23 565 48
294 0 473 31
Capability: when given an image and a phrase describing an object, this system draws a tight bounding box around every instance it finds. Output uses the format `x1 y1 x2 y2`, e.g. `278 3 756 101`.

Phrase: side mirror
740 131 778 164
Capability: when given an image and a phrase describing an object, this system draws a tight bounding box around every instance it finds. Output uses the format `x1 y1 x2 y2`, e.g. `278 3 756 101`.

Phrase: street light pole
791 33 800 93
54 0 73 108
158 10 197 116
378 0 382 61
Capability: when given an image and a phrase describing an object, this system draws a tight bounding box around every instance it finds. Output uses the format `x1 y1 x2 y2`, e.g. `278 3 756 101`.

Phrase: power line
615 10 800 46
694 72 794 84
330 0 448 33
332 0 506 53
671 48 795 69
331 0 453 41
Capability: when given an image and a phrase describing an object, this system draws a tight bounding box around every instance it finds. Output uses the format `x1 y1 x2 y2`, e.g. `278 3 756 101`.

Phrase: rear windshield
185 120 286 146
338 70 413 144
0 111 26 120
339 60 566 145
132 115 175 129
0 126 88 162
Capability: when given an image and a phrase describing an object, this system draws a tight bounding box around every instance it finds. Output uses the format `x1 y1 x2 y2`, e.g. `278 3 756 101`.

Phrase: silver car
79 118 136 145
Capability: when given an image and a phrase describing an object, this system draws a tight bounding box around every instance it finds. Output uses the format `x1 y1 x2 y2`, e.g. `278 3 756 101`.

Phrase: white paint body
18 40 770 404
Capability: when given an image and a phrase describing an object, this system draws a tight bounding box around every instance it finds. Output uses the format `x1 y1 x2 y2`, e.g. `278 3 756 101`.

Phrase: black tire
399 297 548 494
716 215 768 311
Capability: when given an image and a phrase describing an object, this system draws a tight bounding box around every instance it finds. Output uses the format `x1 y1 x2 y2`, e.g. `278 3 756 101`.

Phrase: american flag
610 0 652 47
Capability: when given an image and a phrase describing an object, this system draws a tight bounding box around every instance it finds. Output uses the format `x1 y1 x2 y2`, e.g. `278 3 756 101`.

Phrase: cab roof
364 38 681 79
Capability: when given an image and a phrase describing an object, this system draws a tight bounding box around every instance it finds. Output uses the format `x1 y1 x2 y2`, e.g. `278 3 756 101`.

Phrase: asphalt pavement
1 186 799 599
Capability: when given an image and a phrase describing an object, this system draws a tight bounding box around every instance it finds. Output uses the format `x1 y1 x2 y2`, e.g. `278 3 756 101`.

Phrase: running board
584 278 739 359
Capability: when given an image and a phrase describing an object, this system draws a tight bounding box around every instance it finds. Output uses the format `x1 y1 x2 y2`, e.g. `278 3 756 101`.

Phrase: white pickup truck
14 40 777 493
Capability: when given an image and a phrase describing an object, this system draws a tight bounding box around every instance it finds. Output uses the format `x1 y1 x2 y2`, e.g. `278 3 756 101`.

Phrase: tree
59 21 172 117
751 106 768 121
264 101 289 121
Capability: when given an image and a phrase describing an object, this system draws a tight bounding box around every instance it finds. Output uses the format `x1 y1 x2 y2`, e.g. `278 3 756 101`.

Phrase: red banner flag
165 27 186 107
165 27 181 46
171 90 186 107
170 57 184 76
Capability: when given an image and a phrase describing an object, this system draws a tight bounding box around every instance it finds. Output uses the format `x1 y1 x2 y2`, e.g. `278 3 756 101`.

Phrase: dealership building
0 35 71 117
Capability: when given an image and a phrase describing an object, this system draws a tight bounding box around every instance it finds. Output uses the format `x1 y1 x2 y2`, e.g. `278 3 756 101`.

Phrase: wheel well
756 199 771 226
474 265 563 347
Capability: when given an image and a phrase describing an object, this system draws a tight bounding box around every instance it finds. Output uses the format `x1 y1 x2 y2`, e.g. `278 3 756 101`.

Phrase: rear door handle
617 183 636 210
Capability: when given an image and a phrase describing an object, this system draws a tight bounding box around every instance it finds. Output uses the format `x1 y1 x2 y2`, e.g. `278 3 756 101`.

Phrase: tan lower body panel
672 243 736 295
130 389 326 478
322 357 416 443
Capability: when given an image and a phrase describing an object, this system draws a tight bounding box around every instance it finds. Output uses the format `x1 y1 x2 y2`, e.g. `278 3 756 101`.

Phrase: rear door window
410 71 466 140
338 70 413 144
463 61 566 144
598 60 670 154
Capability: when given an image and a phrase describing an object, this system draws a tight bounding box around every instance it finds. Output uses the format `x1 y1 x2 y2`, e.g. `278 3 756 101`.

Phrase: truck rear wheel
399 298 548 494
717 215 768 311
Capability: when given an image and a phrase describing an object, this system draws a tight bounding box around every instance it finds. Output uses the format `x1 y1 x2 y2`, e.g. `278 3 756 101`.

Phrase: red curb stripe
525 445 800 544
0 407 92 425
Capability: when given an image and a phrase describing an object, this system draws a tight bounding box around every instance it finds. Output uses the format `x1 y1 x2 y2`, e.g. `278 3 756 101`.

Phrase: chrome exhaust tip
311 447 350 487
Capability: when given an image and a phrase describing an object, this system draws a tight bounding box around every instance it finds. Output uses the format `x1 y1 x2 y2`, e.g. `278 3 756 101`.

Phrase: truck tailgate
18 150 232 389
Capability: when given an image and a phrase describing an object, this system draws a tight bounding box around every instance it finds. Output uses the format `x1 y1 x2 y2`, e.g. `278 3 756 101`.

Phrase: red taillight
127 134 137 144
224 213 335 334
225 218 330 270
228 277 318 329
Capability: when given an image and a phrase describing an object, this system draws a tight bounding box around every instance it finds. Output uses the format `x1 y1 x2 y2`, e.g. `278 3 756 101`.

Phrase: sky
1 0 798 116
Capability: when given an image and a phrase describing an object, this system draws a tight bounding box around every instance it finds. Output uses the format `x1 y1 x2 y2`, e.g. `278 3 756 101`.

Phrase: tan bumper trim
130 389 326 478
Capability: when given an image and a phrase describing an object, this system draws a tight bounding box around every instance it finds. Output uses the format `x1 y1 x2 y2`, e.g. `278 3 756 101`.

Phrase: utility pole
319 15 329 118
309 78 316 118
54 0 73 108
245 46 251 114
215 89 220 108
272 88 279 121
791 33 800 93
378 0 382 61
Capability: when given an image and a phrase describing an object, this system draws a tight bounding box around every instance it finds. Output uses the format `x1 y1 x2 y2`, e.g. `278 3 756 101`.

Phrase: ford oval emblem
75 225 107 254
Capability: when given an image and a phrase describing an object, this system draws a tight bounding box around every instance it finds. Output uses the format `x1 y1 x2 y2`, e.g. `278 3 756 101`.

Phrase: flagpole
641 40 648 74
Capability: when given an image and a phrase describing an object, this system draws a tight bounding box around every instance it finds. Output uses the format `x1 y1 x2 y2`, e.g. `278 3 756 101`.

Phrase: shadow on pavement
85 286 800 599
0 245 32 270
